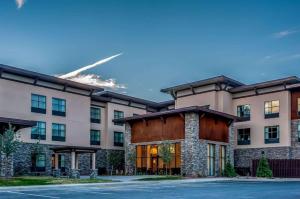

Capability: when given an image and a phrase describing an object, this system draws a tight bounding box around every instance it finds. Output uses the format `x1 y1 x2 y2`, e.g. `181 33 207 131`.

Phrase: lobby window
207 144 215 176
31 94 46 114
31 153 46 172
90 130 100 145
264 100 279 119
114 131 124 147
52 123 66 142
264 125 280 144
114 110 124 126
52 98 66 116
31 121 46 140
298 98 300 116
219 146 226 174
298 124 300 142
237 105 251 121
237 128 251 145
90 107 101 123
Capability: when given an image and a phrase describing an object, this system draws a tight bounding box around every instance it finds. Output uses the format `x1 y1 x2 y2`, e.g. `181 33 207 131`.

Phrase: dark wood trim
232 89 287 99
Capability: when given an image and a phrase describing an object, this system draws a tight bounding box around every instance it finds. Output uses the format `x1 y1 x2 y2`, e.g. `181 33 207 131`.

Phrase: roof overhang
0 117 37 131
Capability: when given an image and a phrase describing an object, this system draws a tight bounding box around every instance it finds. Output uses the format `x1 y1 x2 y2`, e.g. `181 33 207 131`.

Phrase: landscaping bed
0 176 112 186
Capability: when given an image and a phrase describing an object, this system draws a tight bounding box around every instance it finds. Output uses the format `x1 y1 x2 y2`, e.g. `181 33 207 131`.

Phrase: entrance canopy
0 117 36 132
50 146 99 154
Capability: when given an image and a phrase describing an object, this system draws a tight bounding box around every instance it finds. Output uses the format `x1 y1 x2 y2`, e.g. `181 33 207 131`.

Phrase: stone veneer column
124 122 135 175
227 123 234 165
182 112 201 177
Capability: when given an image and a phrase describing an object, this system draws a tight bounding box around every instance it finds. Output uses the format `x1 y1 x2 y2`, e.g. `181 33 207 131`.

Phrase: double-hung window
264 100 279 119
114 132 124 147
52 123 66 142
114 110 124 126
90 107 101 123
264 125 280 144
237 128 251 145
52 98 66 116
31 94 46 114
90 130 100 145
31 121 46 140
237 105 251 121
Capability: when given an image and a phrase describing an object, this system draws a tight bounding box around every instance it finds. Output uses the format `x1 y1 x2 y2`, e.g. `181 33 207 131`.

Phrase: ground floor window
32 153 46 172
207 144 215 176
219 145 226 175
136 143 181 175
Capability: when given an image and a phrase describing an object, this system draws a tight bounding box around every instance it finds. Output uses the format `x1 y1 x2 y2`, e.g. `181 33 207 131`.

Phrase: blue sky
0 0 300 101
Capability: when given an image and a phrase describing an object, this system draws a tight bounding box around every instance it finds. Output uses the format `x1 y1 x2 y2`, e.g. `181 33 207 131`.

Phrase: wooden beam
160 116 166 124
190 86 195 94
33 77 39 85
179 113 184 120
63 84 67 92
200 113 206 119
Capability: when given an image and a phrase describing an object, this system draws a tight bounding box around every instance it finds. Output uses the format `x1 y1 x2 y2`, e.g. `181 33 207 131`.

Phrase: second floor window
31 94 46 114
114 110 124 126
52 98 66 116
90 130 100 145
237 128 250 145
264 100 279 119
237 105 251 120
31 121 46 140
264 125 280 144
52 123 66 142
90 107 101 123
114 132 124 147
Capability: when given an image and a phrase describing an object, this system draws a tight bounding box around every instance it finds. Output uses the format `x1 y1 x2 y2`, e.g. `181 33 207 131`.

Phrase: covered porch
50 146 98 179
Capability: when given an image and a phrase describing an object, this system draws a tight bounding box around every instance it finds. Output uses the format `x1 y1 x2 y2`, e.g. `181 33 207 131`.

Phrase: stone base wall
9 142 122 176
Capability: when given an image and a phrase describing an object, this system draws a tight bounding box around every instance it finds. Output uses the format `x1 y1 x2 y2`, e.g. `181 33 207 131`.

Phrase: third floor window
90 107 101 123
31 94 46 114
114 110 124 126
264 100 279 119
237 105 250 120
52 98 66 116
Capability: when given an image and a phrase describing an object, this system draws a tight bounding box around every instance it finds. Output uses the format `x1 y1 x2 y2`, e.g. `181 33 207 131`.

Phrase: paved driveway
0 180 300 199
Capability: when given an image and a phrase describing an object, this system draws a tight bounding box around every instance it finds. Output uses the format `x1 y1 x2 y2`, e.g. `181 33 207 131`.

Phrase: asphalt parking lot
0 180 300 199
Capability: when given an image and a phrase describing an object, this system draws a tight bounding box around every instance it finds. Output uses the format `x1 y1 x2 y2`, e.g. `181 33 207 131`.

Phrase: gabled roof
92 91 174 109
0 64 104 93
229 76 300 93
160 75 244 94
113 106 239 123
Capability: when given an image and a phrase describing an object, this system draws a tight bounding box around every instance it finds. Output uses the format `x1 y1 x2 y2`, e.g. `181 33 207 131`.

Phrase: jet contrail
59 53 122 79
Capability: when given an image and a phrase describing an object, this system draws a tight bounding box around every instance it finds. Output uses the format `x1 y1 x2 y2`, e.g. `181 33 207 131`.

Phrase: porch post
71 151 76 170
90 152 97 179
53 153 61 177
75 153 79 170
70 151 80 178
55 153 59 170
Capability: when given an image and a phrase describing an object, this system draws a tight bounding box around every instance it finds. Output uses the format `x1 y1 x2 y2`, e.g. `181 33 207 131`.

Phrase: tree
256 156 273 178
127 150 136 175
0 124 21 178
107 151 124 175
223 161 237 177
158 142 173 175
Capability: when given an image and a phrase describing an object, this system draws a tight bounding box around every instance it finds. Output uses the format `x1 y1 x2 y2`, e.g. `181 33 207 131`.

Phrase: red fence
252 159 300 178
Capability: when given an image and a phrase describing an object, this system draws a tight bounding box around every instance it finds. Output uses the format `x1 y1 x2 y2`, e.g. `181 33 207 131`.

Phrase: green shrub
223 161 237 177
256 156 273 178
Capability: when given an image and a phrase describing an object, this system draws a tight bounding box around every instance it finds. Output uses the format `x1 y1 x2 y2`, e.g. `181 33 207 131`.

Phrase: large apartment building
120 75 300 177
0 64 173 177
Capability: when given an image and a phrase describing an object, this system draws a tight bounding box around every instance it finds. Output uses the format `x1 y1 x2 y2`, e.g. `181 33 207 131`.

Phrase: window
264 126 280 144
52 98 66 116
32 153 46 172
52 123 66 142
298 98 300 116
237 105 250 120
219 146 226 174
114 132 124 147
90 107 101 123
31 94 46 114
59 155 65 169
114 110 124 126
237 128 251 145
31 121 46 140
207 144 215 176
298 124 300 142
90 130 100 145
264 100 279 119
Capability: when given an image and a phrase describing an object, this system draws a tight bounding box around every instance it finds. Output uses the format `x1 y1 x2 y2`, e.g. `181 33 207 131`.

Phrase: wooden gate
252 159 300 178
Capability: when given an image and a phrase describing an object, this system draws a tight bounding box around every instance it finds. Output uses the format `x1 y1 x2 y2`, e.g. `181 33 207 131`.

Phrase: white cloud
272 29 299 39
67 74 126 90
15 0 25 9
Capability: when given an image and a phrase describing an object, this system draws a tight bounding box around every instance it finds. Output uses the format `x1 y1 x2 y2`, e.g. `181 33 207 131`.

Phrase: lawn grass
136 176 183 181
0 176 112 186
